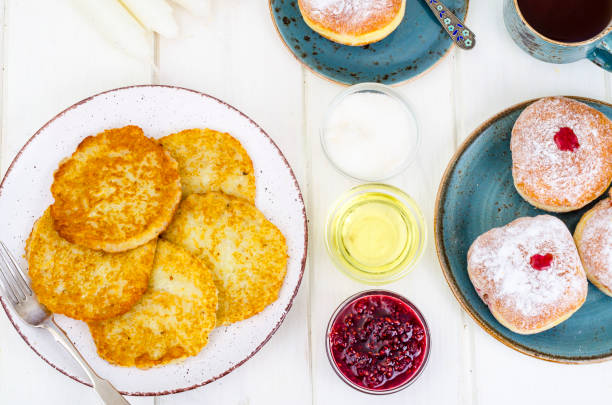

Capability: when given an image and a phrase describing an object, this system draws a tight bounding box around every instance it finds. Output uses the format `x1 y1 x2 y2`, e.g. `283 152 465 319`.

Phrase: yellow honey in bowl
326 184 426 284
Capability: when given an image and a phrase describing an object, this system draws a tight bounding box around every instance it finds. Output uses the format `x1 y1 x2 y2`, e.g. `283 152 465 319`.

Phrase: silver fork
0 241 130 405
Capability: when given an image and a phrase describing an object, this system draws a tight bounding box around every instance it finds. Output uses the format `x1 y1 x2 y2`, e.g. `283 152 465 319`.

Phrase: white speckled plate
0 85 307 396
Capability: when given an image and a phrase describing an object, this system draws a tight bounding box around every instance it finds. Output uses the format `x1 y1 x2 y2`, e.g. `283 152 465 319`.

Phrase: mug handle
588 33 612 72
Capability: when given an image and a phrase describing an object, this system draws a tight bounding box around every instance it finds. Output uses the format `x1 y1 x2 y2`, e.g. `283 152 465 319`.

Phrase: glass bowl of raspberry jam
326 290 430 395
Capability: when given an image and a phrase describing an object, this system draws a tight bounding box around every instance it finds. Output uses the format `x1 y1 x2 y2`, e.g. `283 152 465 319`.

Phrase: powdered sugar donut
511 97 612 212
467 215 588 334
574 195 612 297
297 0 405 46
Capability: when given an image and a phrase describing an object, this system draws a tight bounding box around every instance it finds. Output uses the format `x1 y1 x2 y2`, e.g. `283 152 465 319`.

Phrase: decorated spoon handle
424 0 475 50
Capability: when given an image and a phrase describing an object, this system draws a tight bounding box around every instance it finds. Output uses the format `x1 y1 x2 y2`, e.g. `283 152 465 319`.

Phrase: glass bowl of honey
325 184 426 284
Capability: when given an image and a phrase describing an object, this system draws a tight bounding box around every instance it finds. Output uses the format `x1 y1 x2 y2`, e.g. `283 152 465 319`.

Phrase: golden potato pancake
50 126 182 252
160 128 256 202
162 192 288 325
88 240 218 368
26 209 156 321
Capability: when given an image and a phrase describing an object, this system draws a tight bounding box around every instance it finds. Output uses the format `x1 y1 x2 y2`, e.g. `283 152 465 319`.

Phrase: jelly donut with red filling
467 215 587 334
511 97 612 212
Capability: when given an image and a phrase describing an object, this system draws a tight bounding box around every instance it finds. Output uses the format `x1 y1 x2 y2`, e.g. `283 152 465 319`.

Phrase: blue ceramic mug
503 0 612 72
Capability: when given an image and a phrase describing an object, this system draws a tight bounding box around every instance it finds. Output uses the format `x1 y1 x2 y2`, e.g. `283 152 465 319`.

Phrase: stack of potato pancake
26 125 288 368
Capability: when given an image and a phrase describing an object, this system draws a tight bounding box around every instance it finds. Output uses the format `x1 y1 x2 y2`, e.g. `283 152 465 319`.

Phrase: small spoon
423 0 476 50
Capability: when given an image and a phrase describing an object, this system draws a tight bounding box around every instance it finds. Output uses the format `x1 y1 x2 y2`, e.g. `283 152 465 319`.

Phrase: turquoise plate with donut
269 0 469 85
435 96 612 363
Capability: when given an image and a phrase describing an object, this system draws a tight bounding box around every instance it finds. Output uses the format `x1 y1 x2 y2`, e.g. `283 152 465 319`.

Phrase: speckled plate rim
0 84 309 395
268 0 470 87
434 95 612 364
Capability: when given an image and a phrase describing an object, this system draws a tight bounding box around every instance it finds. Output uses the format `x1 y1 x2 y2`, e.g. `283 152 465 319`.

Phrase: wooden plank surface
305 52 467 404
0 0 611 404
0 0 152 404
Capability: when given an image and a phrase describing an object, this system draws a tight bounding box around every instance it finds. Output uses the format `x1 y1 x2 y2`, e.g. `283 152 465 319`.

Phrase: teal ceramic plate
269 0 468 85
435 97 612 363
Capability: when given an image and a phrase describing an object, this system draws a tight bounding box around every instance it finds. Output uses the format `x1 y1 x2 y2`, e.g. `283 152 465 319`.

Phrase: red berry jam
530 253 553 270
327 292 429 393
553 127 579 151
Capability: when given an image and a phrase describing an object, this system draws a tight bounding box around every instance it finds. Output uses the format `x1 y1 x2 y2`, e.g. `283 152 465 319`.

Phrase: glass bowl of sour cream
321 83 419 182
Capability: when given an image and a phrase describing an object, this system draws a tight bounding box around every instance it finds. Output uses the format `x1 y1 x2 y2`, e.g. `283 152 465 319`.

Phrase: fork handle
424 0 475 50
43 318 130 405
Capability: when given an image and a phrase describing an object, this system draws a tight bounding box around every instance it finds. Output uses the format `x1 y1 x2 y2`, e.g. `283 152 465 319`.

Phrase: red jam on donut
553 127 580 151
328 293 428 392
530 253 553 270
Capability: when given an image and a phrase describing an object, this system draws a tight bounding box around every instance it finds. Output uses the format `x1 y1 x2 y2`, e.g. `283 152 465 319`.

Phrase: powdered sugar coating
511 97 612 211
298 0 402 35
575 198 612 295
468 215 587 333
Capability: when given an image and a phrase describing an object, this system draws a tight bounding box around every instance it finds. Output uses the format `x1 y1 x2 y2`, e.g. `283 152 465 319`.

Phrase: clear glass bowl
326 290 431 395
325 183 426 284
320 82 420 182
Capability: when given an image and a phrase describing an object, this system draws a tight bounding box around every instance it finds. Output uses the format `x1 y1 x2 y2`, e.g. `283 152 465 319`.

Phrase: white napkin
170 0 212 18
71 0 212 59
120 0 179 38
69 0 151 60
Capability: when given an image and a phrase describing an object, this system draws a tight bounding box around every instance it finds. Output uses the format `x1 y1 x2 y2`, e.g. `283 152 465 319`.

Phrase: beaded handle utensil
424 0 476 50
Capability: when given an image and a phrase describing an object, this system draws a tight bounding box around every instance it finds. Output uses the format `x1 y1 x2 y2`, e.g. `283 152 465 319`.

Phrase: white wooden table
0 1 611 404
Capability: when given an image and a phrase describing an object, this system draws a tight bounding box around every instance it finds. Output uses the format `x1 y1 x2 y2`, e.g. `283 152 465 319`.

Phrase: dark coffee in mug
517 0 612 43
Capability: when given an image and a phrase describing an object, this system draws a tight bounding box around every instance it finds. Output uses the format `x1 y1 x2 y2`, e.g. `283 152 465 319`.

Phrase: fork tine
0 241 32 295
0 260 19 304
0 246 27 302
